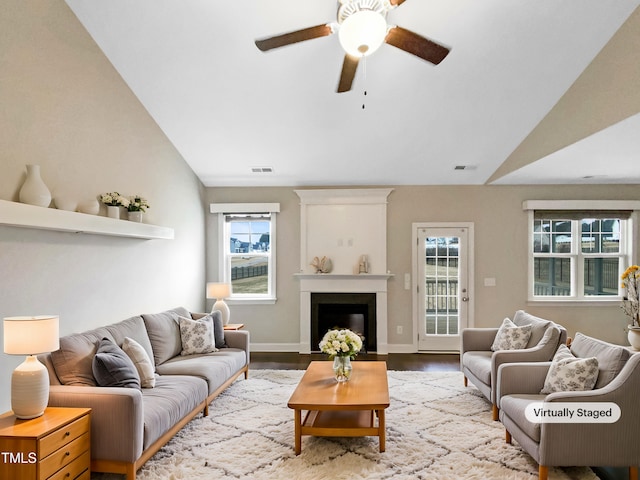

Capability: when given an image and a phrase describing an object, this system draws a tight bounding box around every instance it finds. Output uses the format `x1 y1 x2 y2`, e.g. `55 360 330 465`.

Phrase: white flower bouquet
126 196 150 212
100 192 128 207
319 328 363 359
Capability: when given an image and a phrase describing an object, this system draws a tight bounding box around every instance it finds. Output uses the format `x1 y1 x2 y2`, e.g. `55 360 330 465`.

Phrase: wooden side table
223 323 245 330
0 407 91 480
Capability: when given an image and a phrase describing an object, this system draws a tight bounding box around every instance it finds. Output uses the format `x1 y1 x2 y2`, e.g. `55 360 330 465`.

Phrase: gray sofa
497 333 639 480
38 307 250 480
461 310 567 420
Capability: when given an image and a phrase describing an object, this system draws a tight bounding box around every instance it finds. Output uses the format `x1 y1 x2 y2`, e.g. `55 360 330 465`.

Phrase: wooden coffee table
287 361 389 455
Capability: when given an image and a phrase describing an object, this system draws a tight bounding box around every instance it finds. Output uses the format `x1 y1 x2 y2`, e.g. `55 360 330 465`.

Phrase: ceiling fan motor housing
338 0 391 24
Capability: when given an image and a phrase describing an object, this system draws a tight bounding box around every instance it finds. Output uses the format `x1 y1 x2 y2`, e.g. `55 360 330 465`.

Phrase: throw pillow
92 337 141 390
491 318 533 351
210 310 228 349
179 316 218 355
122 337 156 388
540 345 599 394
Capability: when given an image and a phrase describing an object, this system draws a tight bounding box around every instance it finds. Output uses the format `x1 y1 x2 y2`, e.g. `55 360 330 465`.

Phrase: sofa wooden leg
630 466 638 480
505 429 511 444
539 465 548 480
492 404 499 421
463 376 468 387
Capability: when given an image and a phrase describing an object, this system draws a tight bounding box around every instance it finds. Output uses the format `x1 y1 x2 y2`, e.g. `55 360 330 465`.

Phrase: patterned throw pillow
179 316 218 356
540 344 599 394
491 318 533 351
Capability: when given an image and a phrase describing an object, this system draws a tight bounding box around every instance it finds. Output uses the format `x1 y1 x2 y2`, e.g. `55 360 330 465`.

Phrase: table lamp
3 315 60 419
206 283 232 325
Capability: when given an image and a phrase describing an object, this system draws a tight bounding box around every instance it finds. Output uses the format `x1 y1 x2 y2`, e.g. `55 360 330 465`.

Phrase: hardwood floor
250 352 461 372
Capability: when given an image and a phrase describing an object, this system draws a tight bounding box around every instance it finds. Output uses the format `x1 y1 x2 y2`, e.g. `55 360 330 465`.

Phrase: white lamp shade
206 282 231 299
3 316 59 355
339 10 388 57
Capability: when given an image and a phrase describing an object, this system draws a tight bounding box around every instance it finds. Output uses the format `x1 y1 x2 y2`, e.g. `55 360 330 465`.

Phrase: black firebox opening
311 293 376 353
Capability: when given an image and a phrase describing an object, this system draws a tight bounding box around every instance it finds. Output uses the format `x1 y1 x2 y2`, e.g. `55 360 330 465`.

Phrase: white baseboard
251 343 300 352
386 344 418 353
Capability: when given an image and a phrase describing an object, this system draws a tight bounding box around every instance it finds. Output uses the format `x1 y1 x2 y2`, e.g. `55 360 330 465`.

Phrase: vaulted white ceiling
65 0 640 187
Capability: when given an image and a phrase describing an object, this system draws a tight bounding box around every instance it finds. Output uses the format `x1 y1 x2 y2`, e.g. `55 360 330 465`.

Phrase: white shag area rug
93 369 599 480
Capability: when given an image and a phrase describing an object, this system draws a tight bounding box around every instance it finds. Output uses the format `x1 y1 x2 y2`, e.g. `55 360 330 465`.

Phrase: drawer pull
64 431 71 437
65 451 70 456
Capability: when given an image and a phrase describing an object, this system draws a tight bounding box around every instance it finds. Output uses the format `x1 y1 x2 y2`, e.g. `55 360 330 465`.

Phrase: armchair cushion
513 310 552 348
540 345 599 394
570 332 631 389
491 318 532 351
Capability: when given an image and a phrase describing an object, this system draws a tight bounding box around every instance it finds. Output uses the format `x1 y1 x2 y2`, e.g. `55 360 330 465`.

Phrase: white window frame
210 203 280 304
524 200 640 305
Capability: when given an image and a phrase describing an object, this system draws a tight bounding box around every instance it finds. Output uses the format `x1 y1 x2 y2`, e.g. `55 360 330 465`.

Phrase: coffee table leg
378 409 386 452
294 409 302 455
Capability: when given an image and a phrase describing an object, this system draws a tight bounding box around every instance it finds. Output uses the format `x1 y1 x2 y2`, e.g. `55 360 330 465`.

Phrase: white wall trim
522 200 640 211
210 203 280 213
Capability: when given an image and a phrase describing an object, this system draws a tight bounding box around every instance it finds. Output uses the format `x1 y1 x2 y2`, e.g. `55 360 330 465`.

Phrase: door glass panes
228 219 270 294
424 236 459 335
533 257 571 296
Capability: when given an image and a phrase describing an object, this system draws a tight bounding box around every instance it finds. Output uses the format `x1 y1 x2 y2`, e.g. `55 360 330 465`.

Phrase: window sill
527 298 622 307
227 297 277 305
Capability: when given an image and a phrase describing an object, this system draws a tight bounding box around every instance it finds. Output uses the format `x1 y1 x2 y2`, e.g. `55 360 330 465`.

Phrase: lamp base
212 299 231 326
11 355 50 419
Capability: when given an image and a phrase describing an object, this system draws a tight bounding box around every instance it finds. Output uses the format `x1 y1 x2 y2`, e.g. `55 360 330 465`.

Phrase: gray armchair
496 333 639 480
461 310 567 420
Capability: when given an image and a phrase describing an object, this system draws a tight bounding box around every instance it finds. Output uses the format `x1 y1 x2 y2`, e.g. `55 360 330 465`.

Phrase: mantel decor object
18 164 51 208
310 256 332 273
3 315 60 419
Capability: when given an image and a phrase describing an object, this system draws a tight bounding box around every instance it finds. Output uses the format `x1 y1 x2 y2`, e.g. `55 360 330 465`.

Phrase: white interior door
415 226 471 352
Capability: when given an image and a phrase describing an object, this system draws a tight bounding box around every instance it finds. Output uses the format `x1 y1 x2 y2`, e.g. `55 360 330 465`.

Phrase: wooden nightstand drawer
40 414 90 458
48 450 90 480
40 432 89 479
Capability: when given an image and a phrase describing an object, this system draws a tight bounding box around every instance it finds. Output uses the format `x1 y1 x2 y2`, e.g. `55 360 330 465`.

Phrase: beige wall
207 185 640 351
0 0 206 412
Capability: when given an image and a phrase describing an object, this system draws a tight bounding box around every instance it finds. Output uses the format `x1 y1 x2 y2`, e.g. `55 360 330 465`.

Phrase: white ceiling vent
251 166 274 173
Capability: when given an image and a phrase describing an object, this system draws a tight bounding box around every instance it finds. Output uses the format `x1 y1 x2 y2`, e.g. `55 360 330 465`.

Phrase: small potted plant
126 195 149 222
319 328 363 382
100 192 128 219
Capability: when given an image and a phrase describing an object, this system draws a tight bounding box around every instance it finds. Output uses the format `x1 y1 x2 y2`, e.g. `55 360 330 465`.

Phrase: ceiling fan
255 0 450 93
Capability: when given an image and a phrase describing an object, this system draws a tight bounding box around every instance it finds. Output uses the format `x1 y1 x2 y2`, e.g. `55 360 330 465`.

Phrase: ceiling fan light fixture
338 10 387 57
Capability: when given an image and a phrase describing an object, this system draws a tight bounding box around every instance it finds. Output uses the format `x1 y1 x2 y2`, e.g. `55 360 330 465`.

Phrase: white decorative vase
78 199 99 215
333 356 353 382
128 211 143 222
107 206 120 219
19 164 51 207
628 326 640 351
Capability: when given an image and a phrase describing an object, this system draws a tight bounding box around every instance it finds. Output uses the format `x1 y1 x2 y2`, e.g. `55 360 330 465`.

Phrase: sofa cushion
462 351 493 385
142 310 183 365
541 344 599 394
141 375 209 450
156 349 247 395
92 337 141 390
105 315 155 370
50 326 113 386
211 311 227 349
500 394 545 442
122 337 156 388
570 332 631 389
491 318 532 351
513 310 552 349
179 316 217 355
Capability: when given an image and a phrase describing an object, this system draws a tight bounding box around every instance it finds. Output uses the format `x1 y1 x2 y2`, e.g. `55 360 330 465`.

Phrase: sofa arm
461 328 498 353
224 330 250 365
48 385 144 463
496 362 551 406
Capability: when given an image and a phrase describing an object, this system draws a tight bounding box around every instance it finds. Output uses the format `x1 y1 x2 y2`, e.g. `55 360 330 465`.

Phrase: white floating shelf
0 200 174 240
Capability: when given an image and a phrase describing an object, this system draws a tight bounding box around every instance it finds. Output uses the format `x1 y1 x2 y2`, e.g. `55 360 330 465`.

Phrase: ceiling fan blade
255 24 333 52
385 26 450 65
337 54 359 93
